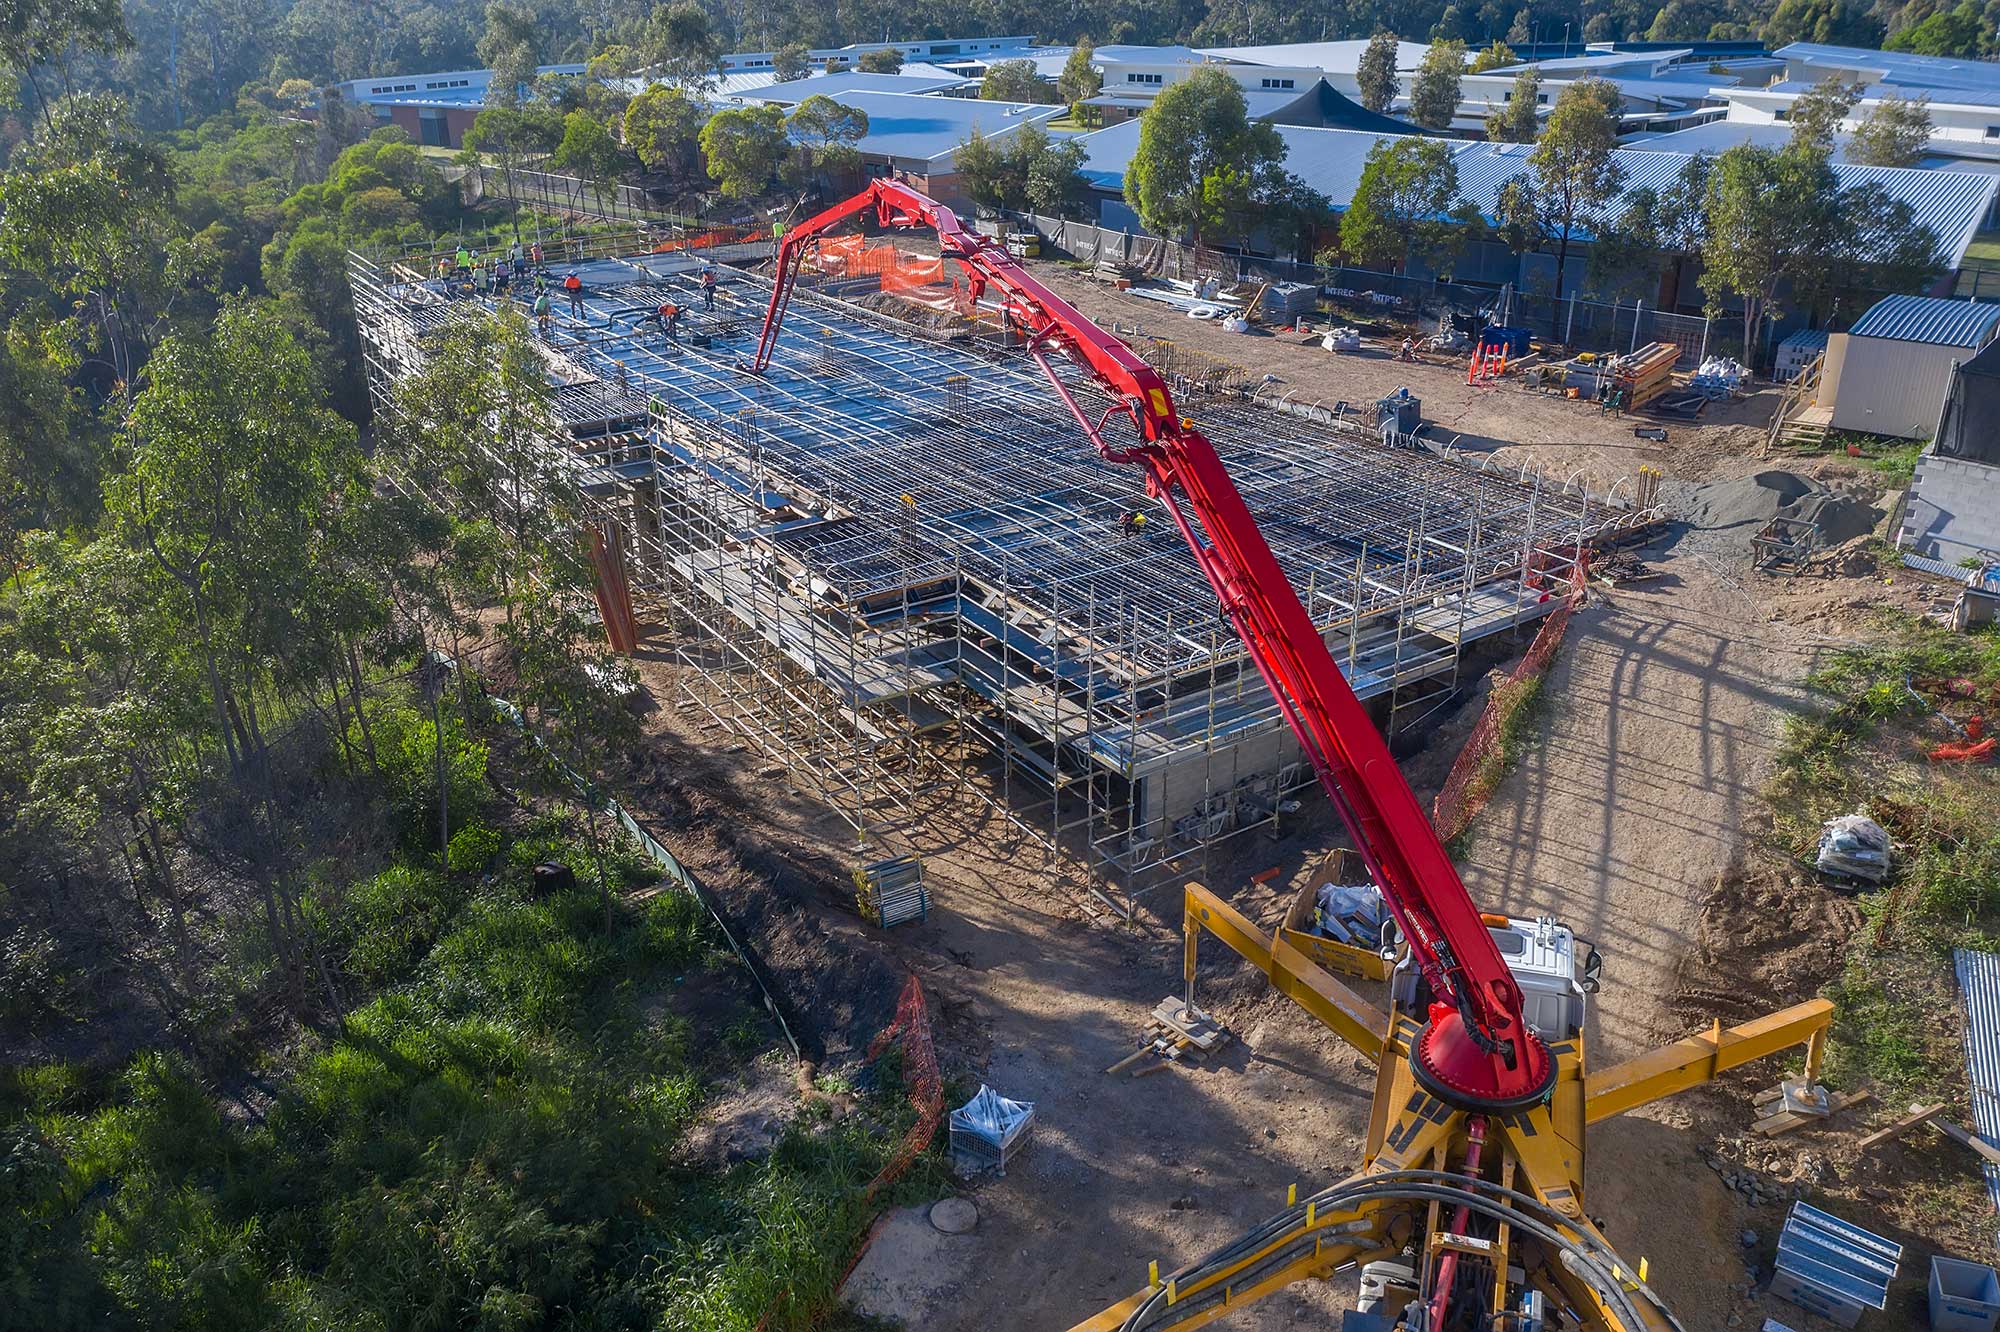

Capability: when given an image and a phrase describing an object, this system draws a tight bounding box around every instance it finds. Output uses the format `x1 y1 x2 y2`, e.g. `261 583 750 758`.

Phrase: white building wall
1829 336 1973 438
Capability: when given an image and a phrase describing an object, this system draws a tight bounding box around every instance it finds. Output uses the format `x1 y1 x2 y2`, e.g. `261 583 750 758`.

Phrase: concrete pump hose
1118 1173 1678 1332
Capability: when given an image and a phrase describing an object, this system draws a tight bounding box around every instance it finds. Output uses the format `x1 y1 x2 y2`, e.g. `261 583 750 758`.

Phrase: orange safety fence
650 223 765 254
1431 556 1588 844
755 973 942 1332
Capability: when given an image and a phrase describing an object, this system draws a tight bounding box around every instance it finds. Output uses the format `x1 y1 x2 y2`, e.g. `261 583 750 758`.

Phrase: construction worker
1120 510 1148 538
533 290 552 337
533 269 547 294
435 254 452 285
529 241 543 268
644 300 682 342
700 264 718 310
510 241 525 277
475 259 492 295
455 243 471 274
1399 336 1416 363
563 271 584 319
615 360 629 396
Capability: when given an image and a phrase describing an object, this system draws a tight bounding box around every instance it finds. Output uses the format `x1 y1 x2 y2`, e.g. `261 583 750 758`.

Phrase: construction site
350 231 1657 917
344 186 2000 1332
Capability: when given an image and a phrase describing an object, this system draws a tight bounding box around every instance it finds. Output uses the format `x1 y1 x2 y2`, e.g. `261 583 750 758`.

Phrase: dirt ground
604 275 1975 1331
1024 261 1781 497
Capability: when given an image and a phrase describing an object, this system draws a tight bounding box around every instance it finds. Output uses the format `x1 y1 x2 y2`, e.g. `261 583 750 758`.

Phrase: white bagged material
948 1085 1035 1175
1816 813 1891 882
1315 881 1386 944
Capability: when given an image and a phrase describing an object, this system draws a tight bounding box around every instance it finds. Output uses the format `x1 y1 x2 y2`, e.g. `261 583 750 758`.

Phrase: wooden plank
1753 1089 1870 1137
1856 1103 1947 1151
1937 1119 2000 1168
1151 998 1228 1052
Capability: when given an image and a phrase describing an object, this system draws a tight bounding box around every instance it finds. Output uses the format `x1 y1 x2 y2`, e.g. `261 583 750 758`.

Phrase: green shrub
447 821 505 873
360 700 490 851
337 865 468 988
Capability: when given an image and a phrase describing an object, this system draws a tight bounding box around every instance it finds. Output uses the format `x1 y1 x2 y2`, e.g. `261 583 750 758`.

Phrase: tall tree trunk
347 641 378 768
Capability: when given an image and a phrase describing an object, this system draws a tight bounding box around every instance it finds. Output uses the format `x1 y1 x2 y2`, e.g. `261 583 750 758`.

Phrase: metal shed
1826 295 2000 440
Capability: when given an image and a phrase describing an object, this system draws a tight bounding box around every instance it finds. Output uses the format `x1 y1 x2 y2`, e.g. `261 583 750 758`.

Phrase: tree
1763 0 1883 48
1700 142 1943 356
1788 75 1860 152
476 0 539 109
856 47 902 73
623 85 703 180
981 58 1054 103
1126 67 1286 243
1337 137 1480 271
645 0 720 94
1469 40 1516 72
1484 66 1541 142
773 41 811 82
699 104 787 199
1887 1 1985 57
551 110 625 213
1025 133 1091 217
1848 93 1932 167
954 128 1019 209
956 124 1092 219
1525 77 1625 294
785 95 868 193
1058 38 1103 112
1356 31 1399 113
1506 7 1532 43
1410 39 1465 130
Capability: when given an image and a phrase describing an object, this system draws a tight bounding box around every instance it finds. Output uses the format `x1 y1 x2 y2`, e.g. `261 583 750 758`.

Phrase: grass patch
1765 613 2000 1101
1815 431 1925 487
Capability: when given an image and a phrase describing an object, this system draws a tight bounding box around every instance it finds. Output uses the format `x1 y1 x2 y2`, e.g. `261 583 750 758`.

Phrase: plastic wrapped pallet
948 1085 1035 1176
1816 814 1891 883
1314 882 1386 946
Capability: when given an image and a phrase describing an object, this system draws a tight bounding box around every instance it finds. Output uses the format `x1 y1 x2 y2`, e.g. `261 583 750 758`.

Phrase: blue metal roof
1849 293 2000 344
811 91 1062 163
1778 41 2000 92
1762 76 2000 108
749 70 968 102
1074 121 2000 265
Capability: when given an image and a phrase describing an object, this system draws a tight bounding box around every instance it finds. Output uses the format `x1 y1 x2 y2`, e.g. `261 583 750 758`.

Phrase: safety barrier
1430 560 1588 844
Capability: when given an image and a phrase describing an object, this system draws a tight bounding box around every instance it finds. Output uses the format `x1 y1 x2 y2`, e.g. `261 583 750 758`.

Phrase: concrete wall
1829 335 1969 439
1902 452 2000 563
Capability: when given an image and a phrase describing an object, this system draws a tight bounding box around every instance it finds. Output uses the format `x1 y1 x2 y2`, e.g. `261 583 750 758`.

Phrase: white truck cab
1390 915 1599 1044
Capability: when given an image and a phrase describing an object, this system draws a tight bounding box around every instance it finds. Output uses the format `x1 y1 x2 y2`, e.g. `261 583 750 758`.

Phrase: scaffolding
350 237 1657 918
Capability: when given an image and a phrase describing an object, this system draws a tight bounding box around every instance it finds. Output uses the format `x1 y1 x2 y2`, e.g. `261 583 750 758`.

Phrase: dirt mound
1682 469 1882 542
1682 470 1817 531
1779 490 1880 545
1670 857 1863 1030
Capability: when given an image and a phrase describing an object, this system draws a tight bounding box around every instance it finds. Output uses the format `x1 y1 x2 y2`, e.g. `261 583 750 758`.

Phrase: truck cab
1390 915 1599 1044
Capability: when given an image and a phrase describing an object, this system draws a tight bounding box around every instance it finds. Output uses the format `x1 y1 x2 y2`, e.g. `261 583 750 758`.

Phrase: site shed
1827 295 2000 440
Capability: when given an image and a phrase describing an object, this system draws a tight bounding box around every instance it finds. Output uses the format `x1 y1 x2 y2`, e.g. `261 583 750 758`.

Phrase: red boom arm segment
748 181 1553 1109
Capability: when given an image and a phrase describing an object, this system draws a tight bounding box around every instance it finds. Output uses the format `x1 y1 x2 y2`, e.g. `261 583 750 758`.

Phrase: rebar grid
349 243 1640 914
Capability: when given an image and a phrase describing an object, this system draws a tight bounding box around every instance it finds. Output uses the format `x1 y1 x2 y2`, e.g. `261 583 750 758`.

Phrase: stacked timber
1615 341 1680 409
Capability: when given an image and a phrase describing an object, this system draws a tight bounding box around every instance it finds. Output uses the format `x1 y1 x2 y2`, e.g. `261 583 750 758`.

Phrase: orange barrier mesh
755 974 942 1332
1431 558 1587 844
862 974 944 1200
650 223 764 254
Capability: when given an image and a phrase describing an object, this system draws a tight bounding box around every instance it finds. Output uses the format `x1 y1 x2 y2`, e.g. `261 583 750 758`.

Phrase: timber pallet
1104 998 1231 1079
1752 1079 1870 1136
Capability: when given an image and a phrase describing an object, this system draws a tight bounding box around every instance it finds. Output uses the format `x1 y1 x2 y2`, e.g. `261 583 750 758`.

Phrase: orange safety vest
563 274 581 290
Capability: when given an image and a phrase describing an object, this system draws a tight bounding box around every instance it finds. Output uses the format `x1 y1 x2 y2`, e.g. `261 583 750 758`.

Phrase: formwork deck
352 243 1632 898
397 253 1600 674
